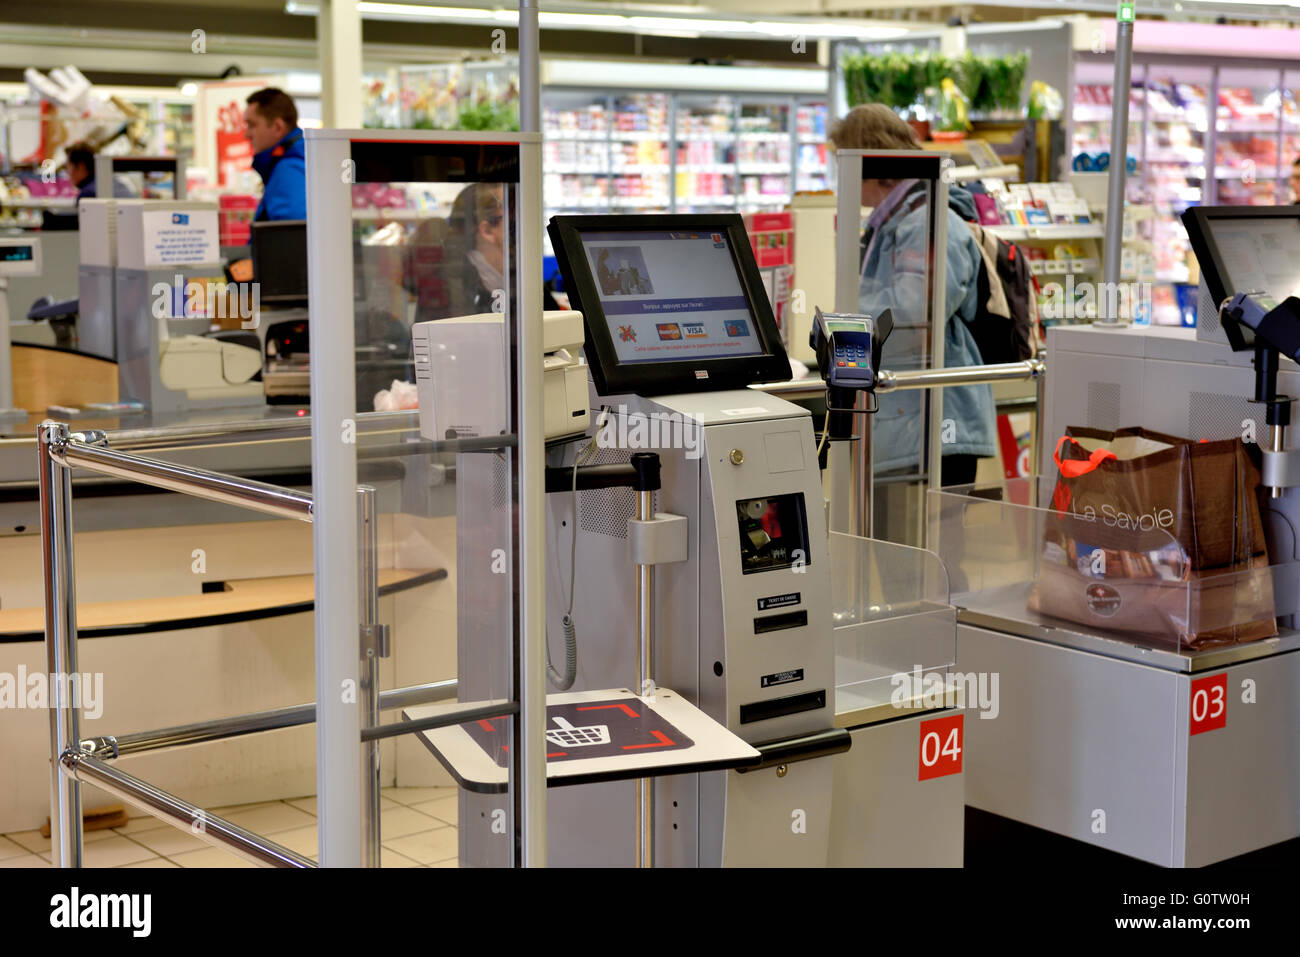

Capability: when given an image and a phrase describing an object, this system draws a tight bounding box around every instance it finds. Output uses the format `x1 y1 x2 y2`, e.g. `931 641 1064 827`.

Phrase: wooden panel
12 344 118 410
0 568 438 638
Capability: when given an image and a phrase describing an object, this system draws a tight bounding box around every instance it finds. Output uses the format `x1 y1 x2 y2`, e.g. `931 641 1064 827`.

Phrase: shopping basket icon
545 716 610 748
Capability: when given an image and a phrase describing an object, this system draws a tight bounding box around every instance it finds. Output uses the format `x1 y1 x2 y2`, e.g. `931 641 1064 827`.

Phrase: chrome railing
36 420 457 868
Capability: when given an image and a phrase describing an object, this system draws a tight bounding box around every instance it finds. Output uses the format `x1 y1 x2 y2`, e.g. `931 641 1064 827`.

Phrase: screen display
736 493 810 575
0 245 34 263
1206 217 1300 302
578 230 764 364
824 319 869 334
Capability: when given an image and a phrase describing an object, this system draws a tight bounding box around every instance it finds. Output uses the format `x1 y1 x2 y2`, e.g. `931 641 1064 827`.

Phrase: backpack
969 233 1035 364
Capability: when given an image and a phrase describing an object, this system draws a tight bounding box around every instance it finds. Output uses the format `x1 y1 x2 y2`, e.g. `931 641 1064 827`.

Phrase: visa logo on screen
172 213 189 224
656 323 682 341
683 323 707 338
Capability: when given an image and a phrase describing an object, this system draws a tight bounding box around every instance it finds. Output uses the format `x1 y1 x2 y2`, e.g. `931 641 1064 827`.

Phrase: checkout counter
941 203 1300 866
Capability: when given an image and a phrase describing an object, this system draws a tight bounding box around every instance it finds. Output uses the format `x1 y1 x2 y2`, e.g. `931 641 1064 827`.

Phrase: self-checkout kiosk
950 204 1300 866
409 213 964 866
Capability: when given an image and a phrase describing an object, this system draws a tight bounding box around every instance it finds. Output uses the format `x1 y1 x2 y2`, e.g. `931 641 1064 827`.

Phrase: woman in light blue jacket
830 105 997 486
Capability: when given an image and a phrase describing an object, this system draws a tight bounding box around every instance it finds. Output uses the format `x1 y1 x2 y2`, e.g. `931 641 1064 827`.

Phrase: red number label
1189 673 1227 735
918 714 963 780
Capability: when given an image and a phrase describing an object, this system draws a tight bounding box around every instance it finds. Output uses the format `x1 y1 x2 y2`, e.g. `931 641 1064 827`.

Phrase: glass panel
674 93 737 212
337 137 529 866
830 532 954 719
927 478 1299 656
851 160 972 547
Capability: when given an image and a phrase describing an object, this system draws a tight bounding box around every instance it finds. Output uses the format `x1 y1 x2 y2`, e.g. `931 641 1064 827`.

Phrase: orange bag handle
1053 435 1118 478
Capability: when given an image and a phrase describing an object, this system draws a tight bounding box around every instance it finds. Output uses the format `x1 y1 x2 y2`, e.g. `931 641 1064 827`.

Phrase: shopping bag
1027 426 1277 649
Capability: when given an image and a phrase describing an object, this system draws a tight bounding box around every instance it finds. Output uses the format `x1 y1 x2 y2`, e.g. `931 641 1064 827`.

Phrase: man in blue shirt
243 87 306 221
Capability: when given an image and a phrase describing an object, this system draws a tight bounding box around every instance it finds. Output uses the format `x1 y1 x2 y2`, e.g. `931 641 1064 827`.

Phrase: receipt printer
157 327 263 401
412 310 590 441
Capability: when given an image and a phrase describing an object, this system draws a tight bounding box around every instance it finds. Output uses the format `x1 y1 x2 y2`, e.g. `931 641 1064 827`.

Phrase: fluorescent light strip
288 1 910 40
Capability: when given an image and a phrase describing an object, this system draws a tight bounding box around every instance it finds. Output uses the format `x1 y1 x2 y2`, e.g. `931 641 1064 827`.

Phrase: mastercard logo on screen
656 323 683 340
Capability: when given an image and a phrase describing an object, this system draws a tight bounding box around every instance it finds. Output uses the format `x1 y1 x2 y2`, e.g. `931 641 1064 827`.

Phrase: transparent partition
829 532 955 723
307 130 543 867
927 477 1299 658
835 149 956 548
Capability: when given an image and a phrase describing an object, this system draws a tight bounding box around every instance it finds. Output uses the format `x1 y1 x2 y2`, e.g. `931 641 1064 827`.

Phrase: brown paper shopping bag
1027 426 1276 649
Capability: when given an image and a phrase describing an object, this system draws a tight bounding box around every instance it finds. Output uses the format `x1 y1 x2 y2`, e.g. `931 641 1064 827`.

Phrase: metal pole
926 165 950 503
1035 359 1048 480
1099 6 1135 326
875 359 1045 392
39 420 82 868
519 0 540 134
852 392 871 537
634 487 654 869
516 123 548 866
357 485 384 867
835 151 870 536
55 440 314 522
81 680 460 759
61 751 313 868
305 129 364 868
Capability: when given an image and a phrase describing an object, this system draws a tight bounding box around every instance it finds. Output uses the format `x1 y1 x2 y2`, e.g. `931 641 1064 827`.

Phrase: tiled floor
0 787 460 868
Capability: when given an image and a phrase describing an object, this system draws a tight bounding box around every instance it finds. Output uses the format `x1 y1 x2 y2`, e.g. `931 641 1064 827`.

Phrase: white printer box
116 200 220 270
412 311 589 441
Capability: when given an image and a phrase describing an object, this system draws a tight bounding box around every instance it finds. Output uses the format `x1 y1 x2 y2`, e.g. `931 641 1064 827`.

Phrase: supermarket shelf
610 131 668 141
737 163 791 174
612 165 670 174
609 197 670 208
1074 106 1145 122
986 223 1105 241
677 163 736 172
546 165 610 175
1214 166 1285 180
677 195 736 205
676 132 737 141
1029 258 1100 275
546 199 611 209
1 197 77 210
737 131 790 140
798 133 826 143
544 131 608 141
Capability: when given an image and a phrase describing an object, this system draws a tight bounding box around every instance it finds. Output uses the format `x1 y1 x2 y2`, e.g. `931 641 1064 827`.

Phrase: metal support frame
835 149 951 537
36 427 435 868
357 485 386 868
1099 12 1134 325
634 487 655 869
305 127 547 868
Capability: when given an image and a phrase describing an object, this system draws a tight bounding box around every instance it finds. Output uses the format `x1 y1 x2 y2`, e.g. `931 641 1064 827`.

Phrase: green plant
986 52 1029 113
951 53 986 112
